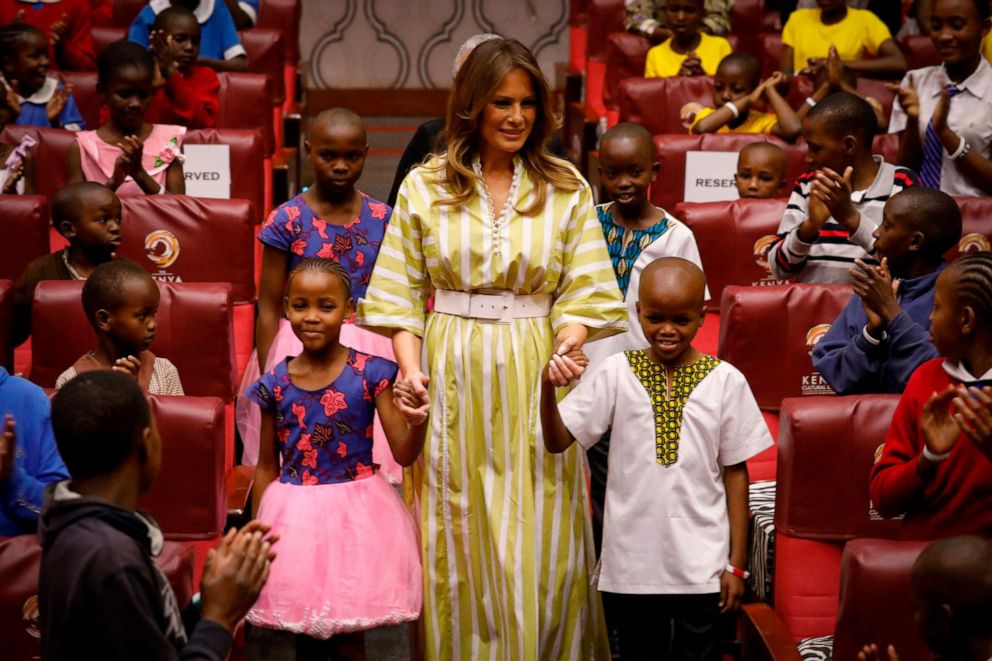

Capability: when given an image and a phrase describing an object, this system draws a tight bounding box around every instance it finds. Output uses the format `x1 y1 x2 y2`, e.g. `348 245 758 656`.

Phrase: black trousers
602 592 723 661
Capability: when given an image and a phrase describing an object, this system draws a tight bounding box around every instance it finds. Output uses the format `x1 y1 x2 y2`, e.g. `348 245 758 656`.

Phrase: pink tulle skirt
236 320 402 483
247 475 422 637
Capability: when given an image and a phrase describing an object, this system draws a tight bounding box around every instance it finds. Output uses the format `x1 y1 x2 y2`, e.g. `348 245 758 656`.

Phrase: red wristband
725 564 750 580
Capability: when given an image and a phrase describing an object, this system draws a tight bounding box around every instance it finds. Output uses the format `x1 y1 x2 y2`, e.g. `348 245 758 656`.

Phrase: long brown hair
430 38 581 215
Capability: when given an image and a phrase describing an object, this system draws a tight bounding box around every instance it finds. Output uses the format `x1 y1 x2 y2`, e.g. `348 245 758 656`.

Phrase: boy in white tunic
542 257 773 660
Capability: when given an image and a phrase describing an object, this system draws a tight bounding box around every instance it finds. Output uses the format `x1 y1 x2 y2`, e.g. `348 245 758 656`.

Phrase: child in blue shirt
0 23 84 130
128 0 248 72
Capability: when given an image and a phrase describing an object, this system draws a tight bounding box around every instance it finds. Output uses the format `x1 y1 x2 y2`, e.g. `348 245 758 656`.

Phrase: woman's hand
394 371 430 426
548 327 589 387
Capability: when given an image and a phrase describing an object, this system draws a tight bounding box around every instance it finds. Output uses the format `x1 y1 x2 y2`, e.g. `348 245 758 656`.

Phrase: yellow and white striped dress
356 156 626 660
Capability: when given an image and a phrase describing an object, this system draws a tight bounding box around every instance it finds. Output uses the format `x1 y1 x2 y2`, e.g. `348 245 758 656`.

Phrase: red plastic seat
30 281 237 402
59 71 100 130
651 133 808 212
0 127 75 200
772 395 901 641
0 280 12 370
719 283 853 411
832 539 930 661
0 534 193 659
185 128 267 220
899 34 940 70
216 72 275 157
0 195 50 282
949 196 992 260
674 198 789 311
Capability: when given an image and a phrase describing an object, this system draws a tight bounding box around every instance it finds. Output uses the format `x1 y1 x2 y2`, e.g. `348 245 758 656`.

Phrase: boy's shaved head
807 91 878 146
717 52 761 89
739 142 787 174
889 188 963 257
640 257 707 310
52 182 118 226
153 5 198 32
310 107 367 144
600 122 655 160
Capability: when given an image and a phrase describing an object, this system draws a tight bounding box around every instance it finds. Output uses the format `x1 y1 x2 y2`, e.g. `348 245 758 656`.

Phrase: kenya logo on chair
144 230 184 283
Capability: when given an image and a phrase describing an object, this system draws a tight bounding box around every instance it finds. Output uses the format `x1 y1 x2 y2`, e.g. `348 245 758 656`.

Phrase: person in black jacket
38 370 276 660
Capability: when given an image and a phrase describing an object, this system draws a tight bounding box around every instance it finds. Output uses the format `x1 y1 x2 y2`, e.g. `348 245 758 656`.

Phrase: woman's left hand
548 326 589 387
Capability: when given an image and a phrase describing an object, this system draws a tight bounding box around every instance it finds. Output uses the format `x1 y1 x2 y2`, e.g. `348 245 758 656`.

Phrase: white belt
433 289 552 324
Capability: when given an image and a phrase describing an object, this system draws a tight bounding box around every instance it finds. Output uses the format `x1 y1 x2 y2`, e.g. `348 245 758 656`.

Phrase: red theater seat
217 73 275 157
730 0 779 56
256 0 301 65
618 76 715 135
0 195 49 282
652 134 808 212
91 25 126 56
30 281 237 401
832 539 930 661
108 0 146 27
759 32 784 78
949 196 992 260
899 35 940 70
857 77 896 121
185 128 267 219
584 0 626 117
603 32 652 111
239 28 286 106
0 127 75 200
0 280 12 369
872 132 900 163
60 71 100 130
719 283 852 411
0 534 193 659
674 198 788 310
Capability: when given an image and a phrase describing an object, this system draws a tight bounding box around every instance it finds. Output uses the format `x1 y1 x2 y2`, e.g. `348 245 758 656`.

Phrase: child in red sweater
0 0 94 70
143 6 218 129
870 251 992 539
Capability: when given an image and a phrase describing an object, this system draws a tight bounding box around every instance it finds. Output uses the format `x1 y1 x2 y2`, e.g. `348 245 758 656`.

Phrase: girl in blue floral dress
248 257 426 658
238 108 398 474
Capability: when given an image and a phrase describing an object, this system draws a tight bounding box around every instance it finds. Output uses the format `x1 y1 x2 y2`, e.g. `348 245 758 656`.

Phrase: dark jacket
812 264 942 395
38 482 231 660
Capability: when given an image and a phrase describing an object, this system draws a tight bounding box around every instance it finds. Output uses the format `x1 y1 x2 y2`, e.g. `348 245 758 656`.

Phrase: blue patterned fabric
596 203 670 297
919 85 962 189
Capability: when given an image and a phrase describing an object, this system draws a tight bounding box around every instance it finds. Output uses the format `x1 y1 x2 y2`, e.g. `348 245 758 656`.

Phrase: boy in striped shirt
768 92 919 283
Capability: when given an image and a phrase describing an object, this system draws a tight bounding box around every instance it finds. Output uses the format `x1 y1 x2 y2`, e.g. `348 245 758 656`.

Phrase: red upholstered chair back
618 76 716 136
108 0 146 27
872 132 900 163
139 395 227 539
731 1 778 55
0 194 49 281
0 280 12 369
857 77 896 120
92 25 126 55
718 283 852 410
30 281 237 400
0 127 75 199
674 198 788 310
833 539 930 661
0 535 193 658
651 133 808 212
775 395 902 540
587 0 625 60
256 0 302 63
185 128 266 222
216 73 275 157
239 28 286 105
948 196 992 261
899 34 940 70
759 32 784 78
603 33 652 110
115 195 255 304
60 71 100 130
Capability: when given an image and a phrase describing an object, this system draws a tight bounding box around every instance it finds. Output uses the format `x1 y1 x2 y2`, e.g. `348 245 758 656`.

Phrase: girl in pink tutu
248 257 426 658
238 107 400 479
66 40 185 196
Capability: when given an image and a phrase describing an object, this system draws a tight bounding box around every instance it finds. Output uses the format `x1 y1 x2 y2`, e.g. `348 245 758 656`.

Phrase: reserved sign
683 151 740 203
183 144 231 199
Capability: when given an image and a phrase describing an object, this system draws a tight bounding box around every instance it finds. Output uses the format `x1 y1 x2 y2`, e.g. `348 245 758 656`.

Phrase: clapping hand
49 13 69 49
150 29 179 83
953 385 992 459
811 166 859 230
3 161 24 194
921 386 963 457
46 82 71 124
859 644 900 661
887 73 920 120
851 258 900 336
678 51 704 77
111 135 145 186
199 522 278 633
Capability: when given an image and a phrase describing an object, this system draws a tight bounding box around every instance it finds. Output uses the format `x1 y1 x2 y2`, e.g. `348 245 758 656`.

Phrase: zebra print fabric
748 480 777 602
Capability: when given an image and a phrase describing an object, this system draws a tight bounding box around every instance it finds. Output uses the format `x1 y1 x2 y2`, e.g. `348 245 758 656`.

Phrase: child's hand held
718 570 744 613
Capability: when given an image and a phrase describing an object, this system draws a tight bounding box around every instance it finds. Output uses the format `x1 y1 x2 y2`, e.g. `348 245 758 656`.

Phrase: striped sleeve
355 173 428 337
550 182 628 341
767 173 813 278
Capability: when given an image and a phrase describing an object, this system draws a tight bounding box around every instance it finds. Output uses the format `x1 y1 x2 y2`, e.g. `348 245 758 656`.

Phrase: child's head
931 0 991 67
929 251 992 361
97 40 155 134
0 24 49 95
802 92 877 173
82 260 160 356
736 142 787 199
304 108 368 198
663 0 705 41
712 53 761 107
152 6 201 72
636 257 707 366
815 0 848 13
51 370 160 493
598 122 657 214
873 188 962 276
910 536 992 657
52 183 122 260
284 258 355 353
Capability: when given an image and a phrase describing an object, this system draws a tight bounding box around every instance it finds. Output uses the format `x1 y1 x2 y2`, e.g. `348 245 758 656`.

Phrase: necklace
474 158 520 257
62 250 84 280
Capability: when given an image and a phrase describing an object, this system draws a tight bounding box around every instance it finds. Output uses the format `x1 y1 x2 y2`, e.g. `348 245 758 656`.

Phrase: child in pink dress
248 258 425 657
237 108 400 480
67 40 184 196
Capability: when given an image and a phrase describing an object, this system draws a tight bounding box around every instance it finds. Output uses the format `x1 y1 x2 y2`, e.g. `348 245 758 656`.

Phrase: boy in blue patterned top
542 257 772 660
248 258 425 657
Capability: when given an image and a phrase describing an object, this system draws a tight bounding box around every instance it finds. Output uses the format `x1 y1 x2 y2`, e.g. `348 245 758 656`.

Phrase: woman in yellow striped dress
356 38 626 660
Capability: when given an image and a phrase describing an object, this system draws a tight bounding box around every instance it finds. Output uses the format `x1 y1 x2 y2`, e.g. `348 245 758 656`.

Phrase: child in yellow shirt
687 53 801 139
644 0 733 78
781 0 906 82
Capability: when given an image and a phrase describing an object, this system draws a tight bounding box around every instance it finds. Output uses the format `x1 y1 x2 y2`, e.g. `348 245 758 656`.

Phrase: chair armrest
740 603 803 661
226 464 255 518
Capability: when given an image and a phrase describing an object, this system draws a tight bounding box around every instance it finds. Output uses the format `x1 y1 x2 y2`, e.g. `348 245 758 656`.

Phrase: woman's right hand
395 371 431 425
